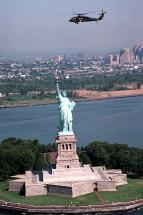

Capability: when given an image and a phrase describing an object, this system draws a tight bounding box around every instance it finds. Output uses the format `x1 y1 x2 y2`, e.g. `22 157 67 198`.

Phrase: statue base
56 134 81 169
58 131 74 136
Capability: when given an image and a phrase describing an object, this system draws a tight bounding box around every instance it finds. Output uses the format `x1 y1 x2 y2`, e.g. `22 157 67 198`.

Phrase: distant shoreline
0 91 143 109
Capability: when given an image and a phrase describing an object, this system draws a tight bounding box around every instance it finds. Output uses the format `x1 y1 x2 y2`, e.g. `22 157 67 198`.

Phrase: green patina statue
56 77 75 135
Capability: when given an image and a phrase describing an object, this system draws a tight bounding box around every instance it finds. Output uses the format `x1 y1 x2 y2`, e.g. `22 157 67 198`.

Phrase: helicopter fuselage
69 16 98 24
69 12 105 24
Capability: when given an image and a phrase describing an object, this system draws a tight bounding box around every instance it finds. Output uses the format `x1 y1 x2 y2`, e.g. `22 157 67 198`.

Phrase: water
0 96 143 147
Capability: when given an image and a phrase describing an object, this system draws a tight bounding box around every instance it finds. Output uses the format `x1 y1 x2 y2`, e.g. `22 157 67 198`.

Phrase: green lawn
0 178 142 206
101 178 143 203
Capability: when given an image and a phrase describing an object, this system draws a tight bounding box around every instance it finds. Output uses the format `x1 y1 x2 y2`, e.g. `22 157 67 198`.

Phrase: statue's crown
61 91 67 97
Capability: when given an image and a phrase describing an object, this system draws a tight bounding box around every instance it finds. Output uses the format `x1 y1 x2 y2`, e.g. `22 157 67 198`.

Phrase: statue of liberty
56 77 75 135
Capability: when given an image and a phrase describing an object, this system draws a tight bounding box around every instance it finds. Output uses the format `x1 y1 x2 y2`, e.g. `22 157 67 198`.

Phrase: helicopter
69 10 106 24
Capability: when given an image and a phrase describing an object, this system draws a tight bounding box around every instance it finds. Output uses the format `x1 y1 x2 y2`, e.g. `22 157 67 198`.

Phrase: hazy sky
0 0 143 55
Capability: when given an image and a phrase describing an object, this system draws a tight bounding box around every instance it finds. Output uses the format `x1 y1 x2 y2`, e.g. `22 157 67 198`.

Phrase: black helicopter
69 10 106 24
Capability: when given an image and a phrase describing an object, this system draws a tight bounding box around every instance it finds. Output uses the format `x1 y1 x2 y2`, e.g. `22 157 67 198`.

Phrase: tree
34 153 49 170
78 151 91 164
0 138 40 180
85 142 110 166
137 82 141 89
20 88 27 96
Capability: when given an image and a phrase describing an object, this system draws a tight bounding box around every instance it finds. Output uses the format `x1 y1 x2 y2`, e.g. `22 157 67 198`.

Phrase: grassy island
0 178 142 206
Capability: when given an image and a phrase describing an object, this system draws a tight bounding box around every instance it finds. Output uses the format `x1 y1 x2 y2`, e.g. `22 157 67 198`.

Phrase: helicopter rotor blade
71 11 100 16
88 11 100 14
72 12 83 15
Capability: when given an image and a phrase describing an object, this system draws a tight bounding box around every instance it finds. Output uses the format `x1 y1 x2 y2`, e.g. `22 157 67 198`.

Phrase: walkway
95 191 106 205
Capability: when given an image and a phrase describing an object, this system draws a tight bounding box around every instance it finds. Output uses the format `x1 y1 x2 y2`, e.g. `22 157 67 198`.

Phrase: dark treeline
78 141 143 177
0 138 56 181
1 72 143 96
0 138 142 181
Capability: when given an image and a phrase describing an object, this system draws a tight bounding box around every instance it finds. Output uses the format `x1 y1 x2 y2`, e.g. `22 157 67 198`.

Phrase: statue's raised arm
55 77 75 136
56 77 60 96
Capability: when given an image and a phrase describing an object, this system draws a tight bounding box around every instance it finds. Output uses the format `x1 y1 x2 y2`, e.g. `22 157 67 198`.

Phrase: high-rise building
119 48 134 64
109 54 120 65
104 54 120 65
133 45 143 63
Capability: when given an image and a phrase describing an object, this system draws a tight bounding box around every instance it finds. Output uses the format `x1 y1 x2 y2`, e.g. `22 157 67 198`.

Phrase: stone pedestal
56 135 81 169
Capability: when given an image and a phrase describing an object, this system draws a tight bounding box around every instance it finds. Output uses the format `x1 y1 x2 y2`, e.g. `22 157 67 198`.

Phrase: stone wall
97 181 116 191
110 173 128 186
48 181 94 198
52 167 84 176
25 184 46 197
25 171 32 184
48 184 72 197
72 181 94 198
9 181 24 192
25 171 39 184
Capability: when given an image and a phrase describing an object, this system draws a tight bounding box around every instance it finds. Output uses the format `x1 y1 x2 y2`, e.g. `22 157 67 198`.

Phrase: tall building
104 54 119 65
109 54 120 65
119 48 134 64
133 45 143 63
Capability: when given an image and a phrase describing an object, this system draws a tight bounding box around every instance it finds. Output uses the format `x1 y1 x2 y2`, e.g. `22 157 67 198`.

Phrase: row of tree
0 138 142 181
0 72 143 96
79 141 143 177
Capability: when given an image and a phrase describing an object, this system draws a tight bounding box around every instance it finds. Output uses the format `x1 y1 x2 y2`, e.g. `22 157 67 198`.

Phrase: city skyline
0 0 143 56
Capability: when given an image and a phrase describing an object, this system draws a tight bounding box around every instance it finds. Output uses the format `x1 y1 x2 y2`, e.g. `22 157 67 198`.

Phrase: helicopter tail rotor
99 10 107 15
